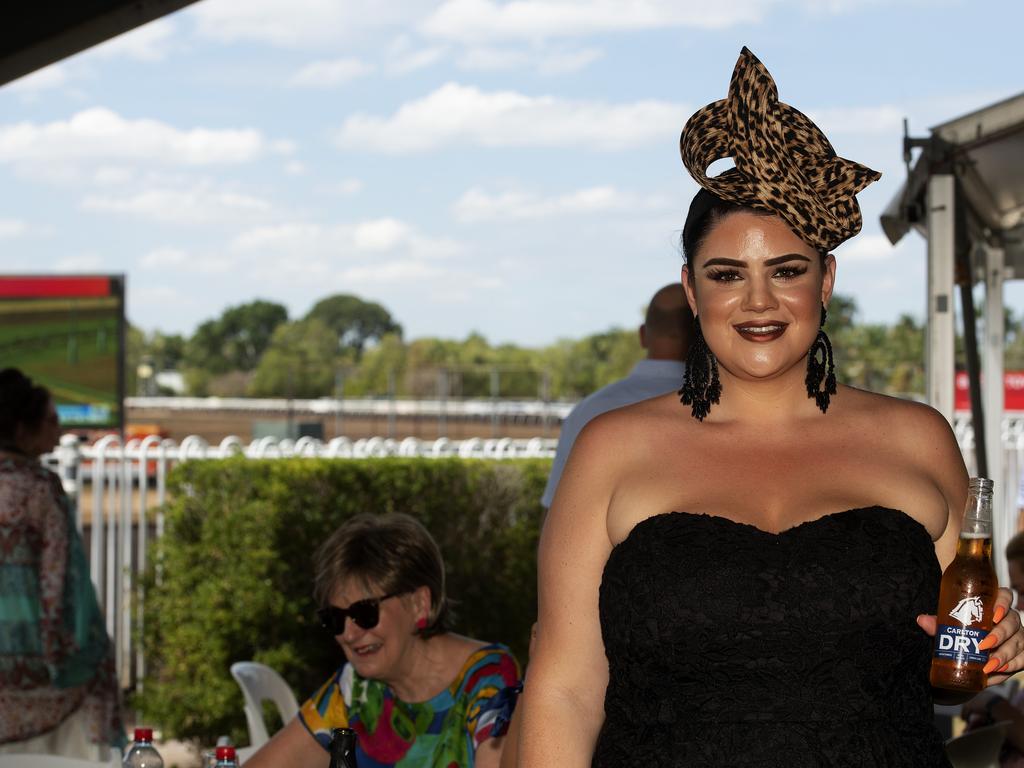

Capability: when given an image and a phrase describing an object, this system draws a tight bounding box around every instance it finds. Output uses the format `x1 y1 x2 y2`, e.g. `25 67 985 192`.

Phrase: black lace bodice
594 506 951 767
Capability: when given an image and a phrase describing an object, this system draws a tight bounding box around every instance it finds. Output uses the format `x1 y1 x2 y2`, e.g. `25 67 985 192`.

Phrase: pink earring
416 617 427 630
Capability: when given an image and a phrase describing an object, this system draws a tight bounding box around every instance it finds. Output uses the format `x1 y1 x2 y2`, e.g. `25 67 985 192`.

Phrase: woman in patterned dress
246 512 521 768
0 368 125 759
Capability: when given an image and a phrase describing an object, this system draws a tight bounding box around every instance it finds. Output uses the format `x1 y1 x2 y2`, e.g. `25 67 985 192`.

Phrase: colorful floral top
299 643 520 768
0 453 124 747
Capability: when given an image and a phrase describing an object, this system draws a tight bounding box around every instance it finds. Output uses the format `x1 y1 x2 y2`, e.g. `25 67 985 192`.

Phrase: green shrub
140 457 549 744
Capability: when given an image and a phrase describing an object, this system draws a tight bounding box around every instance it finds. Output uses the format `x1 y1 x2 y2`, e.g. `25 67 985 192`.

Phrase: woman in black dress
517 48 1024 767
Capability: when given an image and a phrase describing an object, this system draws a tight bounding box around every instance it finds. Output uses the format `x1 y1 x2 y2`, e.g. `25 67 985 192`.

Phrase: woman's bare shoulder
574 393 680 456
838 386 967 498
556 394 683 506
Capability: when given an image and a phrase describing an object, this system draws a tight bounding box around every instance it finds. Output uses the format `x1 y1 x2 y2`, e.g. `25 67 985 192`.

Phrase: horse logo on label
949 596 985 626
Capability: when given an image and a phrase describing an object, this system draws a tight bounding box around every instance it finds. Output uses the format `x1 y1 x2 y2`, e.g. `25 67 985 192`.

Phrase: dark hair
1007 531 1024 566
644 284 693 341
313 512 452 638
0 368 51 443
681 188 827 267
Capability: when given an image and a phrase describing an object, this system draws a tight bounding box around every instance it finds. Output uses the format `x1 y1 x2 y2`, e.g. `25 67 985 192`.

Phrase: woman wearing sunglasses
245 513 520 768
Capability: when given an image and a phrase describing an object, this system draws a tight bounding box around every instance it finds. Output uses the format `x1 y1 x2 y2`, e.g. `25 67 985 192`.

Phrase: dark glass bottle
328 727 358 768
930 477 999 693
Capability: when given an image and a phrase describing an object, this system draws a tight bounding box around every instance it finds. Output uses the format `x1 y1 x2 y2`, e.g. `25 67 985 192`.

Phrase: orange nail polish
999 663 1011 673
978 634 999 651
995 605 1007 623
984 657 1001 675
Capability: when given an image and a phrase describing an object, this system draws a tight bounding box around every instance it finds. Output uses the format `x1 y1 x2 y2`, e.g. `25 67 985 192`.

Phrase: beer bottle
328 727 358 768
930 477 999 693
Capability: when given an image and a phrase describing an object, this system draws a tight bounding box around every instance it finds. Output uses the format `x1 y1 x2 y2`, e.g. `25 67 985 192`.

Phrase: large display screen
0 275 125 429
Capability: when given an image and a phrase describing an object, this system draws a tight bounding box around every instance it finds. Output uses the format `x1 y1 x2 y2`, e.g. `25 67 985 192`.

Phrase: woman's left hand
917 587 1024 685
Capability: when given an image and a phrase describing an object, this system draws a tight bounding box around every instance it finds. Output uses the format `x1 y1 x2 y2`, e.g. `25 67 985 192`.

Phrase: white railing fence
40 418 1024 694
44 433 557 693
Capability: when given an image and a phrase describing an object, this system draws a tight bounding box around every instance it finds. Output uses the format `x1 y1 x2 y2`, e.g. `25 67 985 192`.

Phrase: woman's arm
476 736 506 768
242 717 327 768
517 421 617 767
908 405 1024 685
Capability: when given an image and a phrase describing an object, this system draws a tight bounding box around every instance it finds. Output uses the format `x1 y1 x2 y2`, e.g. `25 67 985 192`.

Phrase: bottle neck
961 487 994 539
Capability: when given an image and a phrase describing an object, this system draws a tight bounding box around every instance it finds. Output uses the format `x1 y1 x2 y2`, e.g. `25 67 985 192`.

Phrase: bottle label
934 624 990 665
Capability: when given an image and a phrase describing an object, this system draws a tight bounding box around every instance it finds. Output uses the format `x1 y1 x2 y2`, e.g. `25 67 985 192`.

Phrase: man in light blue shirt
542 283 693 508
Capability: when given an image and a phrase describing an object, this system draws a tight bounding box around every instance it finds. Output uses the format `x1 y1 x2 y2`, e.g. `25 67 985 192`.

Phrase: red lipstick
734 321 788 342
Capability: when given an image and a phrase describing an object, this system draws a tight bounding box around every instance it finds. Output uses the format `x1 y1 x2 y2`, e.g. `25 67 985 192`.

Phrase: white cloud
335 82 687 153
285 161 306 175
140 247 190 269
353 218 413 250
390 46 447 74
89 18 177 61
339 260 445 284
457 45 602 73
55 254 104 272
134 285 187 304
231 217 461 260
808 105 905 136
269 139 297 155
453 185 670 221
536 47 603 74
334 178 363 195
191 0 429 47
8 63 69 93
83 185 272 225
0 108 268 171
230 223 322 252
421 0 769 42
288 58 374 88
93 166 137 186
0 219 27 238
833 234 899 262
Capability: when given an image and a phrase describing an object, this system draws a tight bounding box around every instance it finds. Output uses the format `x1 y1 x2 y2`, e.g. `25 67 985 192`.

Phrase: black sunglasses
317 592 405 634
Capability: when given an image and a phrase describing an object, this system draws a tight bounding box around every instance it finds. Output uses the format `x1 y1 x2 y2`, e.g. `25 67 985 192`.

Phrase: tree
1006 307 1024 370
345 333 407 397
185 300 289 375
248 319 339 398
305 294 402 359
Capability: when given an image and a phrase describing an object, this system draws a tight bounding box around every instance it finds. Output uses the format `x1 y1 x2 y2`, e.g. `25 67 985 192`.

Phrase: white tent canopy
882 91 1024 575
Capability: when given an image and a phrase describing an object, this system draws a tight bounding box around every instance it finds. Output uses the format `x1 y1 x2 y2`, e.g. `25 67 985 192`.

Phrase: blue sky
1 0 1022 346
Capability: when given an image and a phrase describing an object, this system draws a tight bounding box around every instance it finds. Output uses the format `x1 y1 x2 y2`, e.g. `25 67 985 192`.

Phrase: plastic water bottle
214 746 239 767
123 728 164 768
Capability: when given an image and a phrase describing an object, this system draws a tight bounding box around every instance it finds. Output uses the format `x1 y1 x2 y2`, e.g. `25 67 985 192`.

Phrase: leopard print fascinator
679 47 881 252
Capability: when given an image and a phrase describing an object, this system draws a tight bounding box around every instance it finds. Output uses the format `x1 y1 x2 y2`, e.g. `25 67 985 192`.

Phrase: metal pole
541 370 551 438
438 368 448 439
334 370 345 438
491 367 500 438
387 370 396 439
983 246 1008 580
954 184 986 478
926 174 956 423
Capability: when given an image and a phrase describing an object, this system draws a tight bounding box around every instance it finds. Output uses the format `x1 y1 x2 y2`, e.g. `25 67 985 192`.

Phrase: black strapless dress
593 506 951 767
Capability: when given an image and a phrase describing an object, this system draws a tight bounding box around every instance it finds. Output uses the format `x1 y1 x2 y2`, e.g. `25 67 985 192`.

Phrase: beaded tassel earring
679 317 721 421
806 305 837 413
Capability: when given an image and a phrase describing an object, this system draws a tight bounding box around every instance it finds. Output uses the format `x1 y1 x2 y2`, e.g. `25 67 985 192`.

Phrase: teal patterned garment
300 643 520 768
0 453 124 747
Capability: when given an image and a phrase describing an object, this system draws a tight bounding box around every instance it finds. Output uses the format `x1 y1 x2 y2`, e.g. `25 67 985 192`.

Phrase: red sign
955 371 1024 411
0 275 113 298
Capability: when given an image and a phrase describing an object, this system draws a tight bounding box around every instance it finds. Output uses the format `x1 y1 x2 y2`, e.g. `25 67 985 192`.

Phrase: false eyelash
705 268 741 281
774 266 808 279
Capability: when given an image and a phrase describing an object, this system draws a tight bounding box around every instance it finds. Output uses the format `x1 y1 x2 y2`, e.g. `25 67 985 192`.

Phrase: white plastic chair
945 720 1010 768
230 661 300 749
